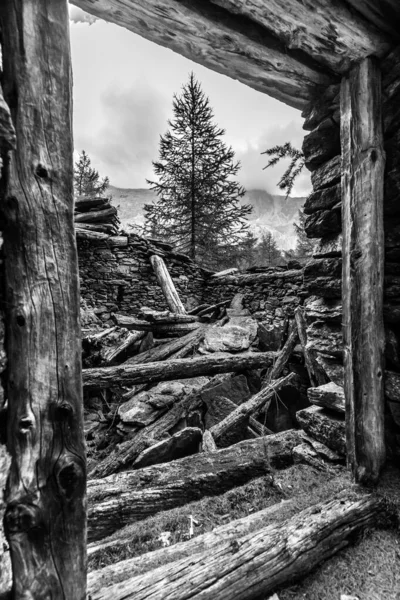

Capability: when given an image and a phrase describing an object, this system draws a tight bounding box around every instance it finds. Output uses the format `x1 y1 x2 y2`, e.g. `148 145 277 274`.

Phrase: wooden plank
90 491 383 600
149 255 187 314
0 1 86 598
72 0 333 110
340 58 386 484
82 351 277 391
210 0 391 72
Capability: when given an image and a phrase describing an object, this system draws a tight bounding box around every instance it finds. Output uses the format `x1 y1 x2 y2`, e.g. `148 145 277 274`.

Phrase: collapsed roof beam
72 0 335 110
211 0 394 73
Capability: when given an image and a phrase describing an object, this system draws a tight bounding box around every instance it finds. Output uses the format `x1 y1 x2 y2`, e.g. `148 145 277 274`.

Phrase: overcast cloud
69 6 311 196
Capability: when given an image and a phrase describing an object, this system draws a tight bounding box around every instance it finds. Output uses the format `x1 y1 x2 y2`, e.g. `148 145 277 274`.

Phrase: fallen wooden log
74 205 117 223
210 373 297 444
113 314 154 331
267 319 299 381
89 376 221 477
75 195 109 212
296 405 346 455
87 431 302 542
83 352 277 391
150 254 187 314
125 327 205 365
139 308 199 324
295 307 329 387
100 330 145 366
308 382 345 413
89 490 383 600
112 313 199 337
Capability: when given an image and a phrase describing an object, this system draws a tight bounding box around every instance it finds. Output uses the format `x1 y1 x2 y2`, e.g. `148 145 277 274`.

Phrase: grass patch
278 464 400 600
279 528 400 600
88 463 347 572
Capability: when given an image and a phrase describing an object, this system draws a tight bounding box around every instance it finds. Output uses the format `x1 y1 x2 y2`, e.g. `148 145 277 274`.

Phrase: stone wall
78 233 208 324
300 57 400 457
202 267 307 350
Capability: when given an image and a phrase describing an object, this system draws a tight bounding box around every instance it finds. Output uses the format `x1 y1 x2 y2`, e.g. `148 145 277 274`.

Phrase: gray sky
69 6 311 196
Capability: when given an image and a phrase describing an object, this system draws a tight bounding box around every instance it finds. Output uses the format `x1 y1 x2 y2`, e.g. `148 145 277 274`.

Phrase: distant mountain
108 185 306 250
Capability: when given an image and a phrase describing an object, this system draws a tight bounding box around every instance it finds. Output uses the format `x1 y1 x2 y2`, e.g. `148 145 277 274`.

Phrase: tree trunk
89 491 384 600
210 373 297 444
0 2 86 598
87 431 302 542
341 57 386 484
83 351 277 391
149 255 187 314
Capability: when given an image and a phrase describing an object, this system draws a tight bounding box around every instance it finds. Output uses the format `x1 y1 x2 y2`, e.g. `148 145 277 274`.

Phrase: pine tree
74 150 109 197
257 230 281 265
145 73 252 268
294 209 315 257
261 142 305 198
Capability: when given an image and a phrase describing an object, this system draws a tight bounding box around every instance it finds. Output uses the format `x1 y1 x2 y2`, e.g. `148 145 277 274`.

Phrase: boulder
304 209 341 239
308 382 345 414
203 323 253 352
306 321 343 359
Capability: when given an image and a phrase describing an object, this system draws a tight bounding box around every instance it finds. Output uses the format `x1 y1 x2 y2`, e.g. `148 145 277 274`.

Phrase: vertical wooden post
340 58 386 484
0 1 86 598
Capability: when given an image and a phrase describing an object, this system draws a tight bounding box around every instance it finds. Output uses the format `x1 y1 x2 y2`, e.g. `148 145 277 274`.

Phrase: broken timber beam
87 431 302 542
0 1 86 598
89 490 384 600
210 373 297 444
82 352 277 391
150 254 187 314
295 307 329 387
341 57 386 484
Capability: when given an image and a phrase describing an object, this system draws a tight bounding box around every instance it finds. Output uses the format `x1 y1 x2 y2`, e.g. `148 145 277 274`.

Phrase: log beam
340 58 386 484
72 0 334 110
0 1 86 598
90 490 384 600
149 255 187 314
82 352 277 391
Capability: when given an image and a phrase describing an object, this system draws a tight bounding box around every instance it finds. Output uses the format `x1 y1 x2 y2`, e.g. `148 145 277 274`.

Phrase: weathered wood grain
296 406 346 456
87 433 303 541
83 351 277 390
346 0 400 40
267 319 299 381
72 0 333 110
210 0 391 73
210 373 297 443
0 84 16 151
0 1 86 598
341 58 386 484
90 491 383 600
294 307 329 387
125 327 205 364
150 255 187 314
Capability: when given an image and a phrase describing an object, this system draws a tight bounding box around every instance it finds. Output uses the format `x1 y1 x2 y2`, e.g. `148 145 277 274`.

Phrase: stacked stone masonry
300 50 400 457
78 234 207 323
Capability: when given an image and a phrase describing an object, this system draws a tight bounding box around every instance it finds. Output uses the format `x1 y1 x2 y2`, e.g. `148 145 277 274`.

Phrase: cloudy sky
69 6 311 196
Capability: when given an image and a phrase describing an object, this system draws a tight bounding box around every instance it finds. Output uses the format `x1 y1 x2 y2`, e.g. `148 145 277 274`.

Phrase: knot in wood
57 460 84 500
54 401 74 422
35 163 49 179
19 416 34 435
4 502 41 534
